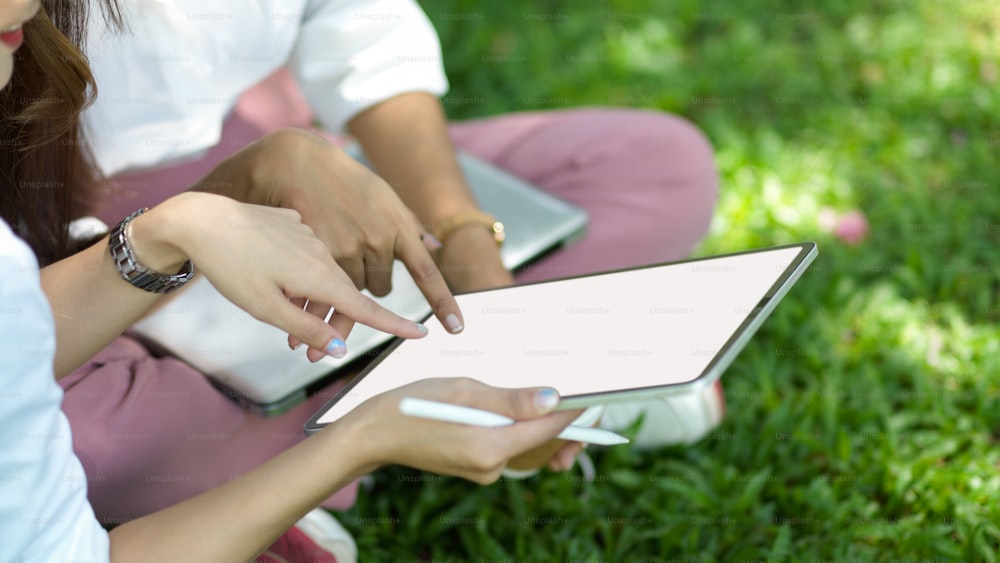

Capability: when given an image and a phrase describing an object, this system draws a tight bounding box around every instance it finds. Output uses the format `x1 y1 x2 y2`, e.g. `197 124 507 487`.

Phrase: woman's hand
131 192 429 355
193 129 465 342
432 231 587 470
338 378 583 484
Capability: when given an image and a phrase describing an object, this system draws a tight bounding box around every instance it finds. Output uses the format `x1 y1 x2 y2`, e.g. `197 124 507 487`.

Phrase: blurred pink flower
818 207 869 245
835 210 870 245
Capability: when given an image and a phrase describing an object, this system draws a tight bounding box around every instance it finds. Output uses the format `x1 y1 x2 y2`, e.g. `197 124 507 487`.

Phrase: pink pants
63 75 718 524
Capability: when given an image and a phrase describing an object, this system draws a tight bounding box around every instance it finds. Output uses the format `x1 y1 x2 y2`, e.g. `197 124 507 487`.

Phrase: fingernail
560 450 577 471
415 323 429 336
535 388 559 410
421 232 443 251
292 341 304 351
445 313 464 334
326 338 347 359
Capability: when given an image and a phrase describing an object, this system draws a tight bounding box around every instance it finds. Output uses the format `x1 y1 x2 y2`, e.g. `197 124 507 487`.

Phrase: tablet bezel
304 242 817 435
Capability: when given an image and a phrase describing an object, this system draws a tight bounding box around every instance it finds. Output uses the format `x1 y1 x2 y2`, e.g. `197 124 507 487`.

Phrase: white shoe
599 381 725 450
501 384 725 479
293 509 358 563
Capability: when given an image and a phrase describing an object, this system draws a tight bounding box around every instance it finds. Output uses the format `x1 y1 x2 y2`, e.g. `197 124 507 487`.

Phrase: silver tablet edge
556 243 818 410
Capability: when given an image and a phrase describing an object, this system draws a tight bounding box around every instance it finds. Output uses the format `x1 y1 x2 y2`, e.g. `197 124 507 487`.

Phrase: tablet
305 242 817 434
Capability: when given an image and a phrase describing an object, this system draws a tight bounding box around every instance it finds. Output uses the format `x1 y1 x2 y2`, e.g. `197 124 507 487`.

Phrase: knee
629 109 718 203
592 109 719 260
566 107 717 198
597 108 719 238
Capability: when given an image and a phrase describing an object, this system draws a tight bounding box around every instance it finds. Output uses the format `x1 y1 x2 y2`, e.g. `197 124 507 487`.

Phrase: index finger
289 269 429 341
396 231 465 335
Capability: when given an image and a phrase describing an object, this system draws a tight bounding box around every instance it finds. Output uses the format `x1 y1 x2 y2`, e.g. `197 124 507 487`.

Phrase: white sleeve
0 222 110 561
290 0 449 132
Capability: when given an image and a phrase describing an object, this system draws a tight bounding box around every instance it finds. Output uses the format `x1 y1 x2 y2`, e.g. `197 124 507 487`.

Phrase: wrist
428 209 505 249
127 194 207 273
320 409 385 475
435 228 514 292
437 222 502 252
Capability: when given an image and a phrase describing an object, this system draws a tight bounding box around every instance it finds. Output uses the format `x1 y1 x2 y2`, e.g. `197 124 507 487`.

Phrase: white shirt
84 0 448 176
0 221 110 561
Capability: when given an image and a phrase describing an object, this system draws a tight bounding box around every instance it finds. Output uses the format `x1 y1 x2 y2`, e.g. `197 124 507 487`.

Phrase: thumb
505 387 561 420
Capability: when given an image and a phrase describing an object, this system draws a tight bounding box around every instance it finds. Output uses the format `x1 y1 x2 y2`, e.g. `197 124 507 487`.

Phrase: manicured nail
421 232 443 251
415 323 429 336
535 388 559 410
326 338 347 359
445 313 464 333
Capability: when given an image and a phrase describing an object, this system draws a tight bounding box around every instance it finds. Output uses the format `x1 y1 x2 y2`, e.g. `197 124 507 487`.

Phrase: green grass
339 1 1000 560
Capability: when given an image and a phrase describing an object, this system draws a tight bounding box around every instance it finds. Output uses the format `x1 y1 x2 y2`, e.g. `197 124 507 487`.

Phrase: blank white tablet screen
316 246 804 425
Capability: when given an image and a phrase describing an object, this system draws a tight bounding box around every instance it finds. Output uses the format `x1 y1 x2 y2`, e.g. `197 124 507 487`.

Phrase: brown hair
0 0 121 265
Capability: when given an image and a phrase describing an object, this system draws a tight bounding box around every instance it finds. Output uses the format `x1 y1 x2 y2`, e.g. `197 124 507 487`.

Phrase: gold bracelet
429 210 505 247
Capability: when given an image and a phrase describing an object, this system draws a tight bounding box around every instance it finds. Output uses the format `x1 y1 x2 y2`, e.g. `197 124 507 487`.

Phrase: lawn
340 0 1000 560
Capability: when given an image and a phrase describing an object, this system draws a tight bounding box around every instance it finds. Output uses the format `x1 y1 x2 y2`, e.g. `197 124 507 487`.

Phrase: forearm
41 242 157 377
347 92 479 225
42 197 194 377
109 419 374 562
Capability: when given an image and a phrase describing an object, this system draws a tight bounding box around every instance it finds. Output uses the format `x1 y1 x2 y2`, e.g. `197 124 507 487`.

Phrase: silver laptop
130 148 588 415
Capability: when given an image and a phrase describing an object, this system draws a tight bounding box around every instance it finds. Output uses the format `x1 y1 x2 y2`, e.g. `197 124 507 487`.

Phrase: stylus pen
399 397 629 446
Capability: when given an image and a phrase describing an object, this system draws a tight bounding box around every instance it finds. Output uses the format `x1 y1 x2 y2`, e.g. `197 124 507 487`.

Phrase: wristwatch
429 210 505 247
108 208 194 294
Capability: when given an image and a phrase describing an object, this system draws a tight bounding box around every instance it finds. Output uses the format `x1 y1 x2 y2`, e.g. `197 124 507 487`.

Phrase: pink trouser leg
447 108 719 281
59 337 355 524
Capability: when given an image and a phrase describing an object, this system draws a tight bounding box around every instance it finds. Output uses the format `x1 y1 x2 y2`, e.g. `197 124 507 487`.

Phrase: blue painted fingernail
415 323 429 336
326 338 347 359
535 388 559 410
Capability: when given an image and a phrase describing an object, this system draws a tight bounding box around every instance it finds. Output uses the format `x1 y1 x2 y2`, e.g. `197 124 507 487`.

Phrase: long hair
0 0 122 265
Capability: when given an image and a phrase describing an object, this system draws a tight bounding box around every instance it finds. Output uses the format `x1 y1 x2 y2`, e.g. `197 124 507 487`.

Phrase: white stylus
399 397 629 446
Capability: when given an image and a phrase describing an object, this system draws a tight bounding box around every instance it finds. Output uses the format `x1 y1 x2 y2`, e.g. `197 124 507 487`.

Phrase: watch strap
108 208 194 294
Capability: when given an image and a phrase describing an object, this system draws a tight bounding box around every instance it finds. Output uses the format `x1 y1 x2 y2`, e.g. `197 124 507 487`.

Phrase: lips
1 25 24 50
